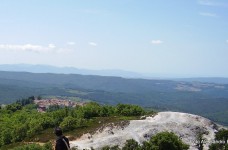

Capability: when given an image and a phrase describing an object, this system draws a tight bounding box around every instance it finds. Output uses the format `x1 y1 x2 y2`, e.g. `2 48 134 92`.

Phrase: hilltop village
34 98 85 112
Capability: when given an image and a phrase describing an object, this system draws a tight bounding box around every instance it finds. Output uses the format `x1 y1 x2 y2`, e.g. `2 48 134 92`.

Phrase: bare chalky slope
70 112 224 150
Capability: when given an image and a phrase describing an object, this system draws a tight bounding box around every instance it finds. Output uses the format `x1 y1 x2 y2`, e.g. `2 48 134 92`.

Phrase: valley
0 71 228 126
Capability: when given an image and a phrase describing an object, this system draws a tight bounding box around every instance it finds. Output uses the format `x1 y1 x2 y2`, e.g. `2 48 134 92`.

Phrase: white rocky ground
70 112 224 150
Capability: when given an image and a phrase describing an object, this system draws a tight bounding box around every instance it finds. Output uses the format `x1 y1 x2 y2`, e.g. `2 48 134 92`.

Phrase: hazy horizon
1 63 228 79
0 0 228 77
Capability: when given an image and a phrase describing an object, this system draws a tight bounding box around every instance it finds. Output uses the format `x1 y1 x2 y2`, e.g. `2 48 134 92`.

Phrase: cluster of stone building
34 99 85 112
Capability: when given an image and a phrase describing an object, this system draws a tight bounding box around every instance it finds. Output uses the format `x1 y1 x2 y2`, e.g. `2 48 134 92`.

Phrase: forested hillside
0 71 228 126
0 98 146 149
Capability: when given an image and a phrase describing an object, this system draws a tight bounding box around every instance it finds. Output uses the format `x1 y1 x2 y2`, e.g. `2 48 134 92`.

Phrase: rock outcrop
70 112 224 150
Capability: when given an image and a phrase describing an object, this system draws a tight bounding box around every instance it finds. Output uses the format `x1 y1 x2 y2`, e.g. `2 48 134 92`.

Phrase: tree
28 96 35 101
150 132 189 150
5 103 22 112
37 95 42 100
0 128 12 146
99 105 114 117
10 143 52 150
43 142 53 150
215 129 228 144
12 125 27 142
141 141 153 150
195 129 207 150
122 139 140 150
102 145 121 150
209 143 224 150
27 120 43 138
210 129 228 150
80 102 101 119
115 104 145 116
60 116 78 131
225 144 228 150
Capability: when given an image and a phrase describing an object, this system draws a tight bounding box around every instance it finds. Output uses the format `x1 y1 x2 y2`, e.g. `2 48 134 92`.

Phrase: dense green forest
0 71 228 126
0 97 146 149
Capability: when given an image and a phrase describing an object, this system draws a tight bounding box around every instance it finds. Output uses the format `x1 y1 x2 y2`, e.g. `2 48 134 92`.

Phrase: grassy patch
22 116 141 144
0 142 26 150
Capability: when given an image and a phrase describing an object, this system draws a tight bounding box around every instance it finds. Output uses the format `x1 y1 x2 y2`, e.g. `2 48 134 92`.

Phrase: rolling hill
0 71 228 126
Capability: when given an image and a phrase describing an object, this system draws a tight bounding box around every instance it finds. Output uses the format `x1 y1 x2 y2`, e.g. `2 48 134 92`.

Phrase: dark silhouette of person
54 127 70 150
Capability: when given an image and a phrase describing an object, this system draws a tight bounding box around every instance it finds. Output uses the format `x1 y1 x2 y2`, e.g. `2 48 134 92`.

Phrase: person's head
54 127 63 136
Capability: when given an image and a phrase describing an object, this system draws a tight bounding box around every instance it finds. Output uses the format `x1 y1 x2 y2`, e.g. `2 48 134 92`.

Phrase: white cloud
66 42 75 45
89 42 98 47
198 0 228 7
226 40 228 43
150 40 164 45
0 44 56 53
199 12 218 17
48 44 56 49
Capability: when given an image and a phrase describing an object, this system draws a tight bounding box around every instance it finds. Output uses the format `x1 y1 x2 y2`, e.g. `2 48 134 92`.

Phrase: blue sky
0 0 228 77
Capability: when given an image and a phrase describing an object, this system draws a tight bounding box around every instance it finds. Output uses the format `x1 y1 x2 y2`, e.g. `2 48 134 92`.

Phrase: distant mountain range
1 64 228 84
0 64 145 78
